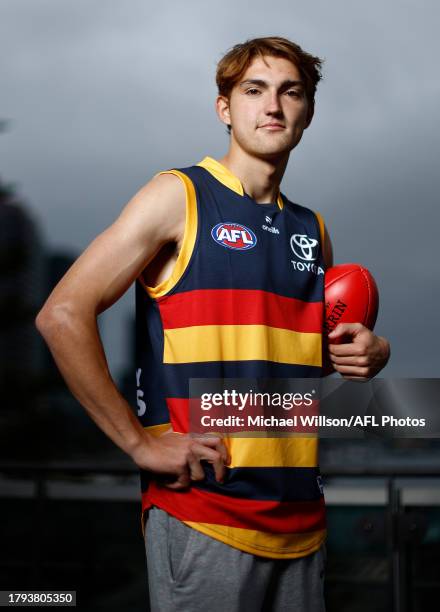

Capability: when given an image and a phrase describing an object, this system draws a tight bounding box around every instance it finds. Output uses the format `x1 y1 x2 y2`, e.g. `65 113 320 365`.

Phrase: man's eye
246 88 261 95
286 90 301 97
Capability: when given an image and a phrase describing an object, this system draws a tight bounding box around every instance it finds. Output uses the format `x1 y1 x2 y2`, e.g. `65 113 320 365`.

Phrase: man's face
217 55 313 160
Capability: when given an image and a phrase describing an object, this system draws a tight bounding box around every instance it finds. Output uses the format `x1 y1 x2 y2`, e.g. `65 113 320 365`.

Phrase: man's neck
217 148 289 204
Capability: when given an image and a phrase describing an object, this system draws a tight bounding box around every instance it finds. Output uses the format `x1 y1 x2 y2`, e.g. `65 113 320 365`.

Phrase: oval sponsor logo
211 222 257 250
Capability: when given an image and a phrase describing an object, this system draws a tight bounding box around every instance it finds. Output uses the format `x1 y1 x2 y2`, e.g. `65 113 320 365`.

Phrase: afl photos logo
290 233 324 275
290 234 318 261
211 222 257 251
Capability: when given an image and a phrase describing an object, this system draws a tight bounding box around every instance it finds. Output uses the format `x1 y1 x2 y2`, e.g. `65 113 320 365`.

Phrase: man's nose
265 91 283 115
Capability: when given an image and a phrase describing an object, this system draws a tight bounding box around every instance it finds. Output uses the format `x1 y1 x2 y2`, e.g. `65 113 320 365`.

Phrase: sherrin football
324 263 379 336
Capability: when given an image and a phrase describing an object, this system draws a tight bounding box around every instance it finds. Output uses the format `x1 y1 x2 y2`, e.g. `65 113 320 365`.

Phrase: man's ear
216 95 231 128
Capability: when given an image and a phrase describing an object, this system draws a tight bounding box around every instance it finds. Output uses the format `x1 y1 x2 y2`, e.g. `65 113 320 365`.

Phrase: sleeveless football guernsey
135 156 327 558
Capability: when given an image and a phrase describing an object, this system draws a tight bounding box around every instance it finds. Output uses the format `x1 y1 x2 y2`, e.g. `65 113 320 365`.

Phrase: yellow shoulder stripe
315 211 325 247
144 170 198 299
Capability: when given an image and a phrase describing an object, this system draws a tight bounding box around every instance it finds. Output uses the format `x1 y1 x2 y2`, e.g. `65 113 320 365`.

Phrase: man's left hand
327 322 390 381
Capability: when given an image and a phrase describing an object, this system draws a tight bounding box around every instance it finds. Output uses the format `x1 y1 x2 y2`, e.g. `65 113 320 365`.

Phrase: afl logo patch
211 222 257 251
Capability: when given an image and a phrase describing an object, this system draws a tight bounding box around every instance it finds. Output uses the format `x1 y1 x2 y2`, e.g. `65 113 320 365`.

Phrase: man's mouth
259 123 285 130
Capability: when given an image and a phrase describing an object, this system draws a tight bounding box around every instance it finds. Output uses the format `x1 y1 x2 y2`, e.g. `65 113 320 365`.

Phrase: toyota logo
290 234 318 261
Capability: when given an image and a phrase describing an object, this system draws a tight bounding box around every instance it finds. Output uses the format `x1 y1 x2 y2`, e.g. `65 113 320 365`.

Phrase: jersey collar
197 156 284 210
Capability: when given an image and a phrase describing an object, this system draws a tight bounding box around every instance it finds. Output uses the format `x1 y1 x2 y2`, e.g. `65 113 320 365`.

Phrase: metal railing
1 461 440 612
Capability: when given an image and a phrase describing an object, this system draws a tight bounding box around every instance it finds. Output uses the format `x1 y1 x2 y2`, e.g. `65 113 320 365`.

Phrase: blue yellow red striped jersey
135 156 327 558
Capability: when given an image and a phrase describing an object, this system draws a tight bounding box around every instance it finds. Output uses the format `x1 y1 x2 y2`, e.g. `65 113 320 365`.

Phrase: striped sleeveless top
135 156 327 558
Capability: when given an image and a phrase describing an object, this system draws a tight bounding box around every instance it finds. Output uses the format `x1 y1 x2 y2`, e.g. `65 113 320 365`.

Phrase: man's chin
252 144 293 162
254 136 300 159
234 134 297 161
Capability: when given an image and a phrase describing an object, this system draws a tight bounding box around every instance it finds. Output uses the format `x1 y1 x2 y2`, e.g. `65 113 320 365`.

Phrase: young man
36 37 390 611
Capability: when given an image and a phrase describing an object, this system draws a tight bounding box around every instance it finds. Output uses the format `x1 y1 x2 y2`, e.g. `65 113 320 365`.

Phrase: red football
324 263 379 336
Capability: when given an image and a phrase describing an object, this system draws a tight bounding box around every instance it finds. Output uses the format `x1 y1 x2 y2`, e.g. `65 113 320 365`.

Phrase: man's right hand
130 429 229 490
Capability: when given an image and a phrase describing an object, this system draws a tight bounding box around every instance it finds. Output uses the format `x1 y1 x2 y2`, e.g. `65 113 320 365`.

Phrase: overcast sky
1 0 439 378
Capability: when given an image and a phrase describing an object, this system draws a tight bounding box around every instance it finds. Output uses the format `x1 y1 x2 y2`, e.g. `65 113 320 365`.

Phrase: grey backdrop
1 0 439 378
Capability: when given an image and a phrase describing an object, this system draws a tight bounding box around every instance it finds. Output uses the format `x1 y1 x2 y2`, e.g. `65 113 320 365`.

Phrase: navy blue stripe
193 465 322 501
163 361 322 398
140 466 323 501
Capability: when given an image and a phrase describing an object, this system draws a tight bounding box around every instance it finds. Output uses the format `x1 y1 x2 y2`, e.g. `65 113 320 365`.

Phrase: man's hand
130 429 229 490
327 322 390 380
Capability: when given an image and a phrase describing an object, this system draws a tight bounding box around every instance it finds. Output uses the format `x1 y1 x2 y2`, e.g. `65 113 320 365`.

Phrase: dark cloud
1 0 439 376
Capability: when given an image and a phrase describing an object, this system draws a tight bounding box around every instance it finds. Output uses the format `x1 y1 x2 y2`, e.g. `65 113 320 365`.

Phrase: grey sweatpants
144 506 326 612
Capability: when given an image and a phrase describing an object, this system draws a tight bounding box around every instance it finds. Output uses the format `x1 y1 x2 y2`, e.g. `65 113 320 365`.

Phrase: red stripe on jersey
157 288 322 332
143 485 326 533
167 398 190 432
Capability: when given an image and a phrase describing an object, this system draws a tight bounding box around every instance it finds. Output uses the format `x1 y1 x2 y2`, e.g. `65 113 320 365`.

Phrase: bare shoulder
37 171 187 319
115 171 186 244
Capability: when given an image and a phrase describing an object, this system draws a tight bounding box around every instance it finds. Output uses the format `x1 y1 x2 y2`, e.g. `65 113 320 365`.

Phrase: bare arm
36 173 227 486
